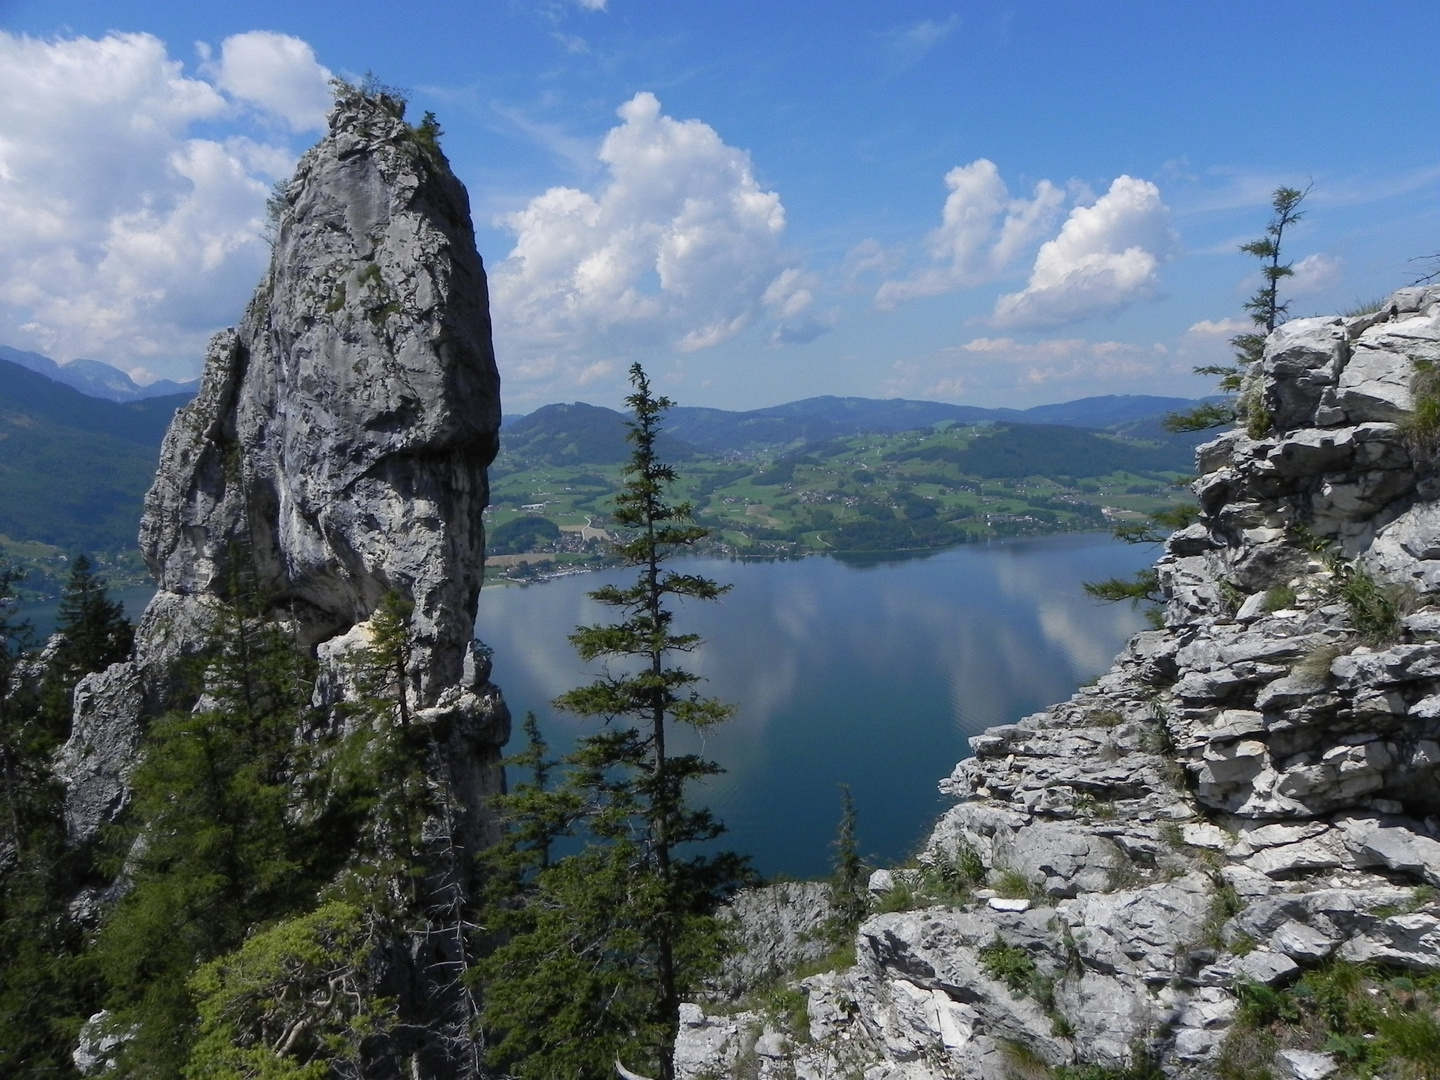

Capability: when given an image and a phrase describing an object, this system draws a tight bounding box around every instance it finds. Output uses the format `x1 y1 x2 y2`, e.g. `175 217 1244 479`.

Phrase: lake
18 535 1155 878
24 583 158 639
475 533 1156 880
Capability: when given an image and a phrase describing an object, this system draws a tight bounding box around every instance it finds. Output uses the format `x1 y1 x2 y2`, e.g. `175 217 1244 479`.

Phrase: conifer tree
53 555 134 680
0 563 102 1080
320 590 488 1078
1088 188 1309 621
1167 185 1308 433
37 556 133 745
481 364 751 1080
0 562 37 852
828 785 867 939
91 587 322 1077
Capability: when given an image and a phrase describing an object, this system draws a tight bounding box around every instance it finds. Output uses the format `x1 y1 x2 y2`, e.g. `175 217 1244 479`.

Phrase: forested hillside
0 359 187 586
486 404 1201 574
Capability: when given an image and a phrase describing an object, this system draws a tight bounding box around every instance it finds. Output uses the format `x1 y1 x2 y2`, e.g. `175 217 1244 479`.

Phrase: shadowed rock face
59 93 508 846
140 94 500 695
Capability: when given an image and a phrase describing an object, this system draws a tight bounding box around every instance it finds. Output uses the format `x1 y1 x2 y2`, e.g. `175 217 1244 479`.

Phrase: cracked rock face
58 94 507 846
142 94 500 689
677 285 1440 1080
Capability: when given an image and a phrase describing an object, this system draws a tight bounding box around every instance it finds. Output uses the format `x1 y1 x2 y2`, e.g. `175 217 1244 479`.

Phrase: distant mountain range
2 345 1207 554
499 393 1206 466
0 344 198 402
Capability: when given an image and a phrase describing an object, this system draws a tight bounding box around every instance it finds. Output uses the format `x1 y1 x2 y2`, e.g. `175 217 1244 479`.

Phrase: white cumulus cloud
990 176 1176 329
490 92 800 390
1187 317 1249 337
1287 252 1343 296
888 335 1177 402
875 159 1063 308
209 31 333 132
0 31 323 377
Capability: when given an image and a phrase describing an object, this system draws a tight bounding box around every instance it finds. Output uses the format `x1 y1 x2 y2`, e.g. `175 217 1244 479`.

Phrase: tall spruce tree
828 785 867 940
39 555 135 737
54 556 134 680
480 363 751 1080
170 589 485 1080
1088 187 1309 622
0 561 37 857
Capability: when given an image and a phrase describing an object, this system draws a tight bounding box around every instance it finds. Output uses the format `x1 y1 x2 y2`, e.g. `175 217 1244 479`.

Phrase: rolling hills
2 349 1205 588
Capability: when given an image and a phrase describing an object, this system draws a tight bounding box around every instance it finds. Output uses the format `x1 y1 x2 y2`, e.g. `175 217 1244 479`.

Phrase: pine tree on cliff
90 585 326 1078
480 364 751 1080
39 555 134 732
0 561 131 1080
1087 187 1310 621
1167 185 1309 433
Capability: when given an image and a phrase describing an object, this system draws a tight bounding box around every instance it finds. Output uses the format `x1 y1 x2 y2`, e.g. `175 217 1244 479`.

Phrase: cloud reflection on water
475 535 1153 877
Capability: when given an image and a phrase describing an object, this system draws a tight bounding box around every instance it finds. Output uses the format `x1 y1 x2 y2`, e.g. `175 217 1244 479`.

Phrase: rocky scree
677 286 1440 1080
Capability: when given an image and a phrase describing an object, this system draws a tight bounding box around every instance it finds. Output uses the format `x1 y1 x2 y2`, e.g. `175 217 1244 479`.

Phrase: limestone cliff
57 89 507 853
680 285 1440 1080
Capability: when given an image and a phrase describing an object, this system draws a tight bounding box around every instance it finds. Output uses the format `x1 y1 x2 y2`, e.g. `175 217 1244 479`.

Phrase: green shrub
956 845 986 885
1199 880 1245 951
995 868 1047 904
1263 584 1296 612
1240 387 1273 439
1402 357 1440 454
978 937 1039 995
1329 558 1409 646
1234 978 1300 1027
1221 962 1440 1080
188 903 393 1080
1342 296 1388 317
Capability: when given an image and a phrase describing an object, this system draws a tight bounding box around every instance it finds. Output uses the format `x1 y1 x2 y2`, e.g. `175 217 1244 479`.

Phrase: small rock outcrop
56 90 507 852
679 285 1440 1079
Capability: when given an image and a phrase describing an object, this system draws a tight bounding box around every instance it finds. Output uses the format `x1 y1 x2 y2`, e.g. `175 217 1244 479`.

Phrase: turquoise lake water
475 534 1156 879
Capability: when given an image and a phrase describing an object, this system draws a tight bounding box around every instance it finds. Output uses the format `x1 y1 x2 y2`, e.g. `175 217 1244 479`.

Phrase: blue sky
0 1 1435 411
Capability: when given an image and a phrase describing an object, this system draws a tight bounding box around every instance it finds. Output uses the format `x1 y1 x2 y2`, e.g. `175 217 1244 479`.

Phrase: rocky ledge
680 285 1440 1080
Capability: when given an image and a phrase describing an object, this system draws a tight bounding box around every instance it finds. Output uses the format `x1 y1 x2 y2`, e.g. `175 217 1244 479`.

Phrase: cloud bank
0 31 330 378
889 335 1175 402
208 31 333 131
876 159 1063 307
876 166 1175 332
990 176 1176 329
490 92 805 391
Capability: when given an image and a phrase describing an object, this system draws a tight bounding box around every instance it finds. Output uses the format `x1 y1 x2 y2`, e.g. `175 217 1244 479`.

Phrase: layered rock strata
57 90 508 853
681 285 1440 1079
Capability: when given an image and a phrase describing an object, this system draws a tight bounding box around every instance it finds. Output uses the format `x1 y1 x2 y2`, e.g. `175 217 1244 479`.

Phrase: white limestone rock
696 284 1440 1080
57 92 510 850
1274 1049 1340 1080
716 881 838 997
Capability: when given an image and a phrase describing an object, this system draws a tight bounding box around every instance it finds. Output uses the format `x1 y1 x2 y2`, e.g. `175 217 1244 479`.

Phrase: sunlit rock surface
57 90 507 848
681 285 1440 1079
